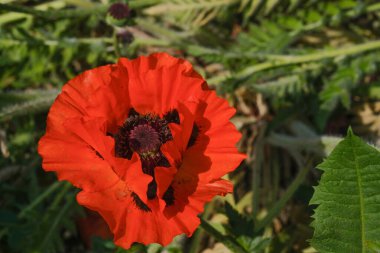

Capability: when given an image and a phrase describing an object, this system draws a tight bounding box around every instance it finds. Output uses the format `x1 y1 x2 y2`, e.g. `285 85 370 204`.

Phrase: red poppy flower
38 53 245 248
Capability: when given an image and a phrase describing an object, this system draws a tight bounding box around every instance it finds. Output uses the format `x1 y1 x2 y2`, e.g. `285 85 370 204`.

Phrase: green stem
200 217 247 253
0 37 113 47
207 1 380 85
188 204 213 253
0 0 158 21
270 149 280 206
0 181 68 240
236 40 380 80
18 181 63 218
254 158 311 232
208 39 380 84
0 3 108 19
113 30 121 58
45 182 72 213
131 37 170 47
37 195 75 251
0 92 59 122
144 0 238 14
129 0 163 8
252 124 267 221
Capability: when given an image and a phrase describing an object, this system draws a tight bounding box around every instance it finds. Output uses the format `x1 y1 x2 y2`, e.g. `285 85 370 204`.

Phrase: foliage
1 0 380 252
310 129 380 253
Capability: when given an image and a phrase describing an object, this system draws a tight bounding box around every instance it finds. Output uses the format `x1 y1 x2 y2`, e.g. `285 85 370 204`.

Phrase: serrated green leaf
310 129 380 253
225 202 254 236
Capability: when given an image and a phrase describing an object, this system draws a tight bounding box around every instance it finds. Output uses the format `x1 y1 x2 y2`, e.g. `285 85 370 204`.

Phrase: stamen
129 124 161 154
113 108 180 203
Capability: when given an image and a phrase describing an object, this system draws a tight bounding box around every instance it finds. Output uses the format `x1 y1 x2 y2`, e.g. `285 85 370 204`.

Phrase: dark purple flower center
129 124 161 154
114 108 180 211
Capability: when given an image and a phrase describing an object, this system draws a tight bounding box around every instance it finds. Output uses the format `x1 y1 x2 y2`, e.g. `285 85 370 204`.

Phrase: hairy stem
238 40 380 79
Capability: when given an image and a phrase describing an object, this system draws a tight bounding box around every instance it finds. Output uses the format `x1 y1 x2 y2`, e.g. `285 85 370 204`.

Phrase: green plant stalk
188 203 213 253
252 150 262 221
45 182 72 214
37 195 75 251
131 37 170 47
0 37 113 47
199 217 247 253
0 1 65 25
252 124 266 221
0 181 67 240
270 149 280 206
0 3 108 19
18 181 63 218
129 0 163 8
64 0 98 8
209 40 380 85
144 0 239 15
200 1 380 69
0 0 157 22
237 40 380 80
0 93 59 122
136 18 191 42
113 31 121 58
254 159 311 232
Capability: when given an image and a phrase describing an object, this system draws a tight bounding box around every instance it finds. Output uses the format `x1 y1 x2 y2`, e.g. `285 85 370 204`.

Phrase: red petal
155 166 177 199
46 65 114 131
118 53 206 115
38 118 119 192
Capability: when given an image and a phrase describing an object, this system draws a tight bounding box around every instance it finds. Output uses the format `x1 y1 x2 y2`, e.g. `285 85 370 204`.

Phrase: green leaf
143 0 239 28
236 236 271 252
225 202 254 236
310 128 380 253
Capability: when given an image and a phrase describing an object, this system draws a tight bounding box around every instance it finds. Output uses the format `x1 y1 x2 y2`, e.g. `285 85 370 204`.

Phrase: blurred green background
1 0 380 252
